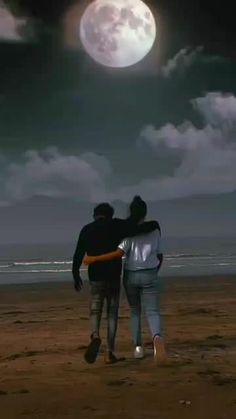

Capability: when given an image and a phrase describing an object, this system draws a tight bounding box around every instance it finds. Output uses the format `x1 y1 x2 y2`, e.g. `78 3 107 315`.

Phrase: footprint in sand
82 406 98 411
107 378 133 386
213 375 236 386
5 351 41 361
13 389 29 394
0 390 8 396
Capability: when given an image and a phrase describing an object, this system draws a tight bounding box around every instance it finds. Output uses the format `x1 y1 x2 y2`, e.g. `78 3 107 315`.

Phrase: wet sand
0 276 236 419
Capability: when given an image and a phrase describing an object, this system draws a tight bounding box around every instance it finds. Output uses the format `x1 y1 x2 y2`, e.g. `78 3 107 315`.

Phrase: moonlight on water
79 0 157 68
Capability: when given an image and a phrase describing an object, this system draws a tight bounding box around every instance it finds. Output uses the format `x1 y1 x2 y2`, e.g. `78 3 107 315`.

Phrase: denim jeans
90 279 120 352
123 269 162 346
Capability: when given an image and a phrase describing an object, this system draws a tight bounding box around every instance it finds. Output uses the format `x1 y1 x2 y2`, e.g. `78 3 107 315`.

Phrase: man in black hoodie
72 202 160 364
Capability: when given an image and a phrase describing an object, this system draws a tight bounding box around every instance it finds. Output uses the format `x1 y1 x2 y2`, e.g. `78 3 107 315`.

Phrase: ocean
0 237 236 285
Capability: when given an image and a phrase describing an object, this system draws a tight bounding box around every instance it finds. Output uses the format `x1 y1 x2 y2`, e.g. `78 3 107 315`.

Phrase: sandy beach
0 276 236 419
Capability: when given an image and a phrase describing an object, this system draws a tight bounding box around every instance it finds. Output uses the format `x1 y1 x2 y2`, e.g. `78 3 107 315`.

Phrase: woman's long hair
128 196 147 223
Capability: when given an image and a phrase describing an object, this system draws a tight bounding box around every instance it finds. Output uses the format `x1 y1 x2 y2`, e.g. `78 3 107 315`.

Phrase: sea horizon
1 236 236 285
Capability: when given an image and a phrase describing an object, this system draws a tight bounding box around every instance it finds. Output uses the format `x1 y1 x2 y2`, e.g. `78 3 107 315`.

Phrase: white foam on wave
0 269 72 274
0 267 88 274
13 261 72 266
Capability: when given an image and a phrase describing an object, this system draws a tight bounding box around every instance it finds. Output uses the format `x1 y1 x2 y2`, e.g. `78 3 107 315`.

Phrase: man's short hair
93 203 114 219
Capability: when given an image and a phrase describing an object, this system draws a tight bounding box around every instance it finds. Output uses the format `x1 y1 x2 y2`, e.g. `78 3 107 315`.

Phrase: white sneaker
134 346 144 359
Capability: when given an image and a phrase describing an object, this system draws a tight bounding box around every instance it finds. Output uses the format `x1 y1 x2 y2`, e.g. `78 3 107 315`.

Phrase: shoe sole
134 354 145 359
134 347 144 359
84 337 101 364
153 336 167 364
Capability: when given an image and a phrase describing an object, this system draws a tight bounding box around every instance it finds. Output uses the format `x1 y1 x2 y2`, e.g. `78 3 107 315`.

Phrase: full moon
80 0 157 68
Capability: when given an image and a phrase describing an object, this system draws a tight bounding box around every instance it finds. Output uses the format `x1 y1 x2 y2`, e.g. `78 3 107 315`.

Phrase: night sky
0 0 236 243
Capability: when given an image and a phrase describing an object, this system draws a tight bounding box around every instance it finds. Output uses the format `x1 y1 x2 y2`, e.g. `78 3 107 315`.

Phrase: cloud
0 0 33 42
140 121 222 151
128 92 236 200
1 94 236 206
192 93 236 127
161 46 221 78
1 148 110 204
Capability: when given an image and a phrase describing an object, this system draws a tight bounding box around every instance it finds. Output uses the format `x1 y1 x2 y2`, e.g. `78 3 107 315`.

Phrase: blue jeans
123 269 162 346
90 280 120 352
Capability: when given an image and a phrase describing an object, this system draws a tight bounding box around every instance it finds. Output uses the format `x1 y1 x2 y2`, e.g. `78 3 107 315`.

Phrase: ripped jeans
90 279 120 352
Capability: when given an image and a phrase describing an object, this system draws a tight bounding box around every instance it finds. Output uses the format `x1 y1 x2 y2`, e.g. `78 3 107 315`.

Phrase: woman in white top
84 196 166 363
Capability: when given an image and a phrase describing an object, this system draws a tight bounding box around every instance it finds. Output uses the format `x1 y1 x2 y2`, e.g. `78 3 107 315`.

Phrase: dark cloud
160 46 222 78
5 0 75 24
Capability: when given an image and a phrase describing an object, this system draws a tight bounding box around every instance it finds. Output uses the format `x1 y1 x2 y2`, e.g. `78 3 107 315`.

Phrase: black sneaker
84 337 102 364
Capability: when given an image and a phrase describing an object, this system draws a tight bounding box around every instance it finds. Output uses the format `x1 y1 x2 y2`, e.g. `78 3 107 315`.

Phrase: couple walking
72 196 166 365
